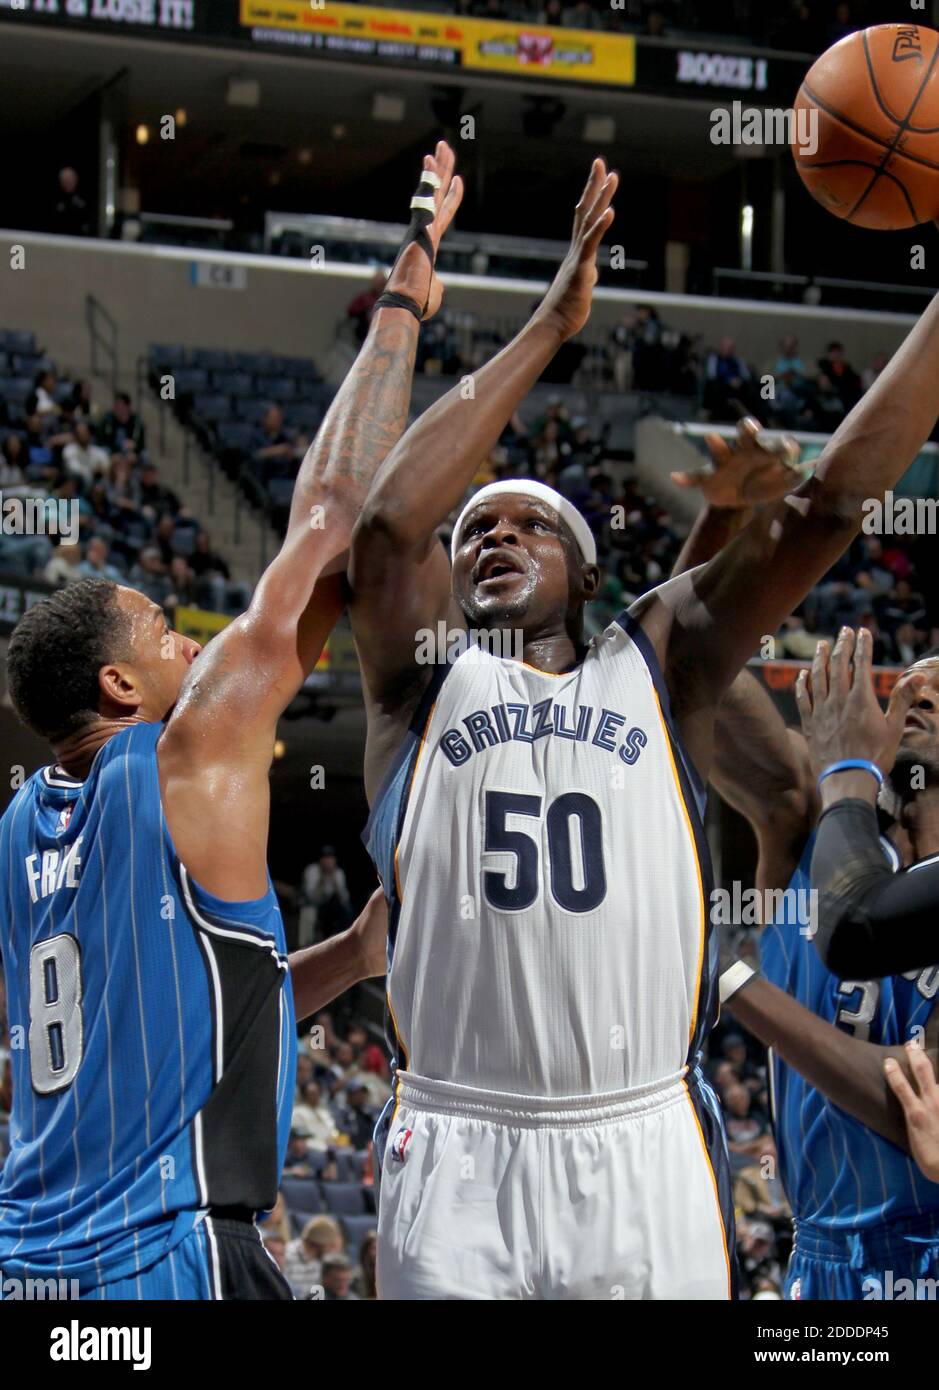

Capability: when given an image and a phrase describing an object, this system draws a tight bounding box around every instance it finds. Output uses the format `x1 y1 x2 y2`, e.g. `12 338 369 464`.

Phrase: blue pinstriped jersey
760 832 939 1230
0 722 296 1292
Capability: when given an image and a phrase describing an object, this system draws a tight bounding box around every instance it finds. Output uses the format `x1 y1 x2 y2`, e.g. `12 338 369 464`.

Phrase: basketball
793 23 939 230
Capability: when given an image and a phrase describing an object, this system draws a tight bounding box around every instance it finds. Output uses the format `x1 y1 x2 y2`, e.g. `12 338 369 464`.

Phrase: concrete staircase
136 387 278 589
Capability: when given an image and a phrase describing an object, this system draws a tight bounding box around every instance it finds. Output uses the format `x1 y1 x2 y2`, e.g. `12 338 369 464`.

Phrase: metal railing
85 295 119 393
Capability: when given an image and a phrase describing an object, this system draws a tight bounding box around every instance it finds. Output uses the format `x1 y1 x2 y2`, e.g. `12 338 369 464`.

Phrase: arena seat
319 1181 368 1216
280 1176 324 1215
339 1214 377 1249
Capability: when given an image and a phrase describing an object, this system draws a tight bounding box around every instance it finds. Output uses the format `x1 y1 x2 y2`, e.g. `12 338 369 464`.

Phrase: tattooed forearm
288 310 419 533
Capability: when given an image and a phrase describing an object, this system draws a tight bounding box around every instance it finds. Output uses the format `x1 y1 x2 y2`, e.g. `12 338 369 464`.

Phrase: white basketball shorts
375 1067 735 1300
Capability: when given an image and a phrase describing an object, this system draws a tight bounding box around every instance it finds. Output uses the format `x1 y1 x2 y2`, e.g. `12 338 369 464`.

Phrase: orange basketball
793 22 939 229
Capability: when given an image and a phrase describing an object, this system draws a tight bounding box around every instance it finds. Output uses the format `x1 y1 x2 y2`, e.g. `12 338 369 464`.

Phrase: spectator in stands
77 535 122 583
773 0 824 52
23 413 55 477
773 334 811 391
252 405 296 479
704 337 753 421
137 460 180 519
0 434 27 489
99 392 146 456
284 1215 343 1296
27 369 60 419
862 350 889 392
644 8 669 37
282 1129 322 1179
69 378 97 422
818 340 862 413
323 1040 359 1099
346 269 387 346
128 546 172 607
539 0 564 22
63 422 109 487
320 1253 358 1301
53 167 91 238
262 1235 287 1274
334 1078 379 1151
299 846 353 946
563 0 598 25
43 541 82 586
292 1080 339 1152
188 530 250 614
347 1023 391 1086
826 0 856 45
166 554 199 609
626 305 669 393
354 1231 378 1300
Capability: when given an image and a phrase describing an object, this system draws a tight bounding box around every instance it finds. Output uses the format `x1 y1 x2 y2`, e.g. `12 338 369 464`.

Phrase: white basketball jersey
365 613 716 1099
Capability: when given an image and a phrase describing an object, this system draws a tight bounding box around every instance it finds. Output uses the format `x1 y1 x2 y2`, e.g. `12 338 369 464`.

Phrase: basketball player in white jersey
349 160 939 1299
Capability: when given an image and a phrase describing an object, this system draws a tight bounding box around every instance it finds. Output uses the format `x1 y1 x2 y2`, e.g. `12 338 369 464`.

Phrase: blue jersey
0 722 296 1292
760 832 939 1231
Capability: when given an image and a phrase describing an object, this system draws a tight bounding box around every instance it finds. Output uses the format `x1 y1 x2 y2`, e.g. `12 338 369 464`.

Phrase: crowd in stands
0 333 246 614
351 0 893 51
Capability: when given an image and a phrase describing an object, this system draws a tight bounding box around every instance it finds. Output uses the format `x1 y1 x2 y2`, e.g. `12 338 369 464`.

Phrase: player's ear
98 662 142 713
580 564 601 600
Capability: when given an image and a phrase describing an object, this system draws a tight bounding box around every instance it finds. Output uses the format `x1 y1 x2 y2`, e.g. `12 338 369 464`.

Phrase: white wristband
719 960 756 1005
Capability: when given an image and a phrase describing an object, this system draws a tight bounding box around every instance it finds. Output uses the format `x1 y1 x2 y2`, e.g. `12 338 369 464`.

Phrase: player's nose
179 635 202 664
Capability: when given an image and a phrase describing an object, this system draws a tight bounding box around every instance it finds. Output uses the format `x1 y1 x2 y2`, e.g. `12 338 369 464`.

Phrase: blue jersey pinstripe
0 722 296 1293
760 832 939 1230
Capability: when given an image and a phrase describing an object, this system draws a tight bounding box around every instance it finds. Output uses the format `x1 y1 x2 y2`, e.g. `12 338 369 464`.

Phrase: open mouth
904 712 930 734
474 551 525 584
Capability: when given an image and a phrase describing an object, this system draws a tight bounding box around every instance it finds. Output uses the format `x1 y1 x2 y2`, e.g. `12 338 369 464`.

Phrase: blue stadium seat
1 330 37 355
150 343 188 368
266 477 295 509
2 377 33 405
192 393 233 422
340 1214 377 1250
231 351 269 374
283 357 319 380
191 348 232 371
211 371 254 396
290 404 324 433
216 422 256 452
319 1182 367 1216
259 377 298 402
171 367 209 395
281 1176 324 1215
235 398 271 424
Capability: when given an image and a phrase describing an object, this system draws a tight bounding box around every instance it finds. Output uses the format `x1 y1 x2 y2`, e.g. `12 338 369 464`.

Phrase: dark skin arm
349 159 618 801
289 889 386 1022
158 144 463 898
634 290 939 782
727 975 939 1155
667 422 817 893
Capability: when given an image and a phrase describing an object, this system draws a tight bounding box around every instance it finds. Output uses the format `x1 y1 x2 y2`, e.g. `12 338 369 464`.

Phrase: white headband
450 480 597 566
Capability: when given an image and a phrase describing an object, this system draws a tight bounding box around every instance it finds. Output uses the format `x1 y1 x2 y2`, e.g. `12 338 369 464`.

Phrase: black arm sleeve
812 798 939 977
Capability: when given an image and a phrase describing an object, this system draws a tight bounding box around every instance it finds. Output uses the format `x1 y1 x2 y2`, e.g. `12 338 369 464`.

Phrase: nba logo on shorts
790 1278 802 1300
391 1127 413 1163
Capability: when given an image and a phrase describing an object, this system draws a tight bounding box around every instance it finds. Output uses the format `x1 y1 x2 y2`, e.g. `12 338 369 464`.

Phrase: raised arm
159 145 463 899
636 291 939 774
667 424 817 892
349 159 617 799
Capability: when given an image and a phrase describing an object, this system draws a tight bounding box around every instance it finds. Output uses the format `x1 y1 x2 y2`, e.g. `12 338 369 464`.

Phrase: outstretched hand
536 158 618 343
885 1044 939 1184
385 140 464 322
795 627 924 786
671 417 802 509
